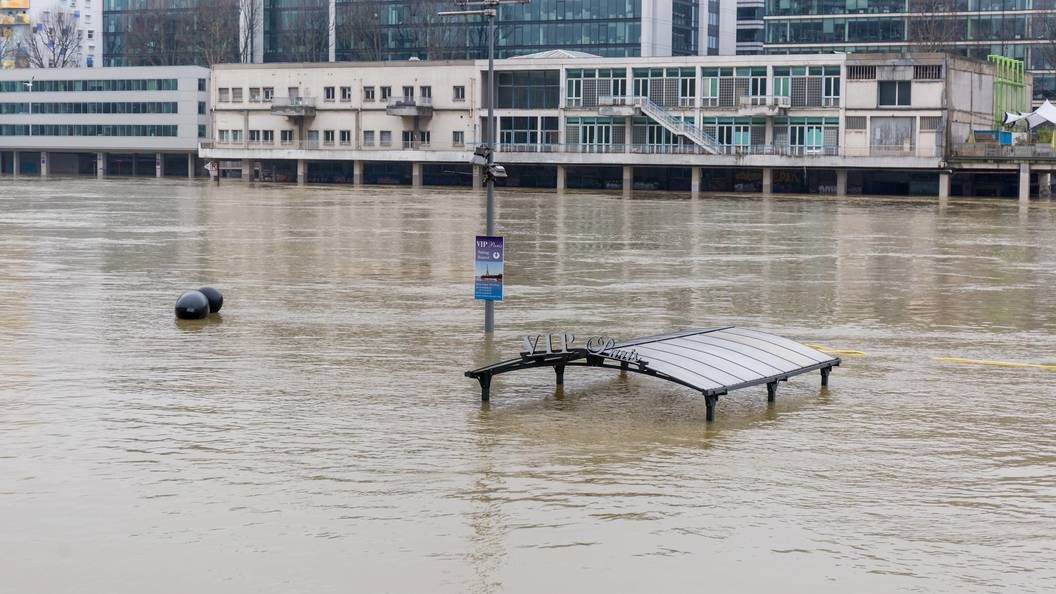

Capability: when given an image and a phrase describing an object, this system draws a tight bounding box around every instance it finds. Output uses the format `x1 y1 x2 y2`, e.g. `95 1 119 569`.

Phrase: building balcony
950 142 1056 161
737 95 790 116
386 96 433 118
271 97 316 118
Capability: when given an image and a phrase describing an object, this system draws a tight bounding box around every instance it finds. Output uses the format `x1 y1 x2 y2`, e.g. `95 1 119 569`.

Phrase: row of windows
216 85 468 104
215 128 468 148
766 14 1056 45
764 0 1053 17
0 124 178 136
0 102 180 115
0 79 179 93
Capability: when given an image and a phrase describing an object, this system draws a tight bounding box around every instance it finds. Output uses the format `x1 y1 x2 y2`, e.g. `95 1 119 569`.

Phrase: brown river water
1 178 1055 593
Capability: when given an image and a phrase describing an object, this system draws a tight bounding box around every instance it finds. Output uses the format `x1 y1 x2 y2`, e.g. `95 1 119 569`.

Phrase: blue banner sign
474 235 504 301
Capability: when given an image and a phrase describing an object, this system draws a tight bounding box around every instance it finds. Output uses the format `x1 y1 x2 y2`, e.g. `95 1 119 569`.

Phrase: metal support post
705 395 718 423
478 375 492 402
555 365 565 386
767 381 778 403
483 9 496 335
821 367 831 387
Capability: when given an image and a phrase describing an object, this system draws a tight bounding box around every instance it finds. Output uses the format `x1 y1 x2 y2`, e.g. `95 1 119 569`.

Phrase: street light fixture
440 0 528 334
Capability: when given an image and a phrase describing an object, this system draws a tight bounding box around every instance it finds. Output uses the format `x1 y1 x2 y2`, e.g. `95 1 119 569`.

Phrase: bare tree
238 0 263 63
907 0 961 54
23 9 82 68
281 3 332 63
335 0 385 61
126 6 193 66
192 0 240 65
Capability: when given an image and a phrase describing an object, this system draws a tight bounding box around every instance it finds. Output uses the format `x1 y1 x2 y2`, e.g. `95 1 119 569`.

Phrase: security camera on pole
440 0 527 334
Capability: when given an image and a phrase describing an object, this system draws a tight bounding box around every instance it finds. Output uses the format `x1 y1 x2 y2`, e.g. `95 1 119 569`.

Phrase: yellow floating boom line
932 356 1056 371
807 345 866 356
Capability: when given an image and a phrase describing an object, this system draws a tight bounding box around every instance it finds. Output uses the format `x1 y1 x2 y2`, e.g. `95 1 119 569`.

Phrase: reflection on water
1 178 1055 593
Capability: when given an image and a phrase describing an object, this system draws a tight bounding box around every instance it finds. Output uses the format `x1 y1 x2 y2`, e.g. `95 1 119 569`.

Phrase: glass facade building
264 0 332 63
102 0 239 67
763 0 1056 99
334 0 648 61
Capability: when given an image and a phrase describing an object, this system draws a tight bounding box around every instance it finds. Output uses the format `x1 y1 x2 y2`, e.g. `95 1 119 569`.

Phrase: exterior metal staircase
630 96 723 154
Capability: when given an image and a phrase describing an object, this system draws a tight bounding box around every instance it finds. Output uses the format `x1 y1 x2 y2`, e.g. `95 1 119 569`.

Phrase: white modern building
0 65 210 177
199 52 1049 198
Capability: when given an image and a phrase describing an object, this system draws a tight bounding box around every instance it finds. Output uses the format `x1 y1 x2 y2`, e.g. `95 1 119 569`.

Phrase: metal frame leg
821 367 830 387
555 365 565 386
478 375 492 402
767 381 778 403
705 395 718 422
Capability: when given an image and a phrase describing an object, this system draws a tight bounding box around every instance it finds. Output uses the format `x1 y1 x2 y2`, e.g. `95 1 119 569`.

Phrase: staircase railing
607 96 722 154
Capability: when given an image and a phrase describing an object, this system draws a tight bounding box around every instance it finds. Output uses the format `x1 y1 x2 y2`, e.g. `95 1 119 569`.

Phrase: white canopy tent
1003 100 1056 130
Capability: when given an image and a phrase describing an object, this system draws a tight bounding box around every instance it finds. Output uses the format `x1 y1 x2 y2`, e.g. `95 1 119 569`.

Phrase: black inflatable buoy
198 287 224 313
175 290 210 320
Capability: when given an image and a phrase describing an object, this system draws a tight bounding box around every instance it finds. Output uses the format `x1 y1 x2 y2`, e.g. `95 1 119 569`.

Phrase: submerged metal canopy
466 327 840 421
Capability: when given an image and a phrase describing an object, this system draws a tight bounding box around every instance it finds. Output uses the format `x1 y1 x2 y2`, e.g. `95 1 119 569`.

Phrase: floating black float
174 290 210 320
198 287 224 313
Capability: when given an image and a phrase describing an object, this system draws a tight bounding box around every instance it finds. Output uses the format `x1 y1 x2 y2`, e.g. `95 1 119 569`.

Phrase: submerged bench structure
465 327 840 422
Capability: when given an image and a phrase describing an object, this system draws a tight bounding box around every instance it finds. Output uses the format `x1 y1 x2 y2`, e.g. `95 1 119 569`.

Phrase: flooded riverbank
1 178 1054 593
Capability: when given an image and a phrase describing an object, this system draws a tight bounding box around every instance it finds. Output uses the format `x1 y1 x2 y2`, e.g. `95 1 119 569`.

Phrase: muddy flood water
1 178 1055 593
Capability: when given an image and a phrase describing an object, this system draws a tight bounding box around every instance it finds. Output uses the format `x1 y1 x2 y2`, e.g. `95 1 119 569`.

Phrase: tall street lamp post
440 0 527 334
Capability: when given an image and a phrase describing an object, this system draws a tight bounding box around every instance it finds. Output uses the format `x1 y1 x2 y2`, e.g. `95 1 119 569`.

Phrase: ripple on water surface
0 179 1055 593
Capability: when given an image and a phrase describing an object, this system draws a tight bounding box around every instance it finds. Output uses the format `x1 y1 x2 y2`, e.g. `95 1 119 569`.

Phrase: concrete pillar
764 118 774 145
412 162 422 187
622 165 633 190
296 159 307 184
624 116 633 152
241 159 252 182
762 167 773 194
96 152 105 178
1019 162 1030 202
13 151 21 177
835 169 848 196
156 153 164 178
691 166 701 194
472 165 482 189
40 152 48 177
556 164 566 190
938 172 950 199
353 160 363 186
187 153 195 179
1039 172 1052 198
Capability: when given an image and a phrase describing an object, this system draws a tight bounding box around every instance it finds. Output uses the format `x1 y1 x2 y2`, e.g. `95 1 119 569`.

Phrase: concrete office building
0 66 210 177
199 51 1049 199
762 0 1056 101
